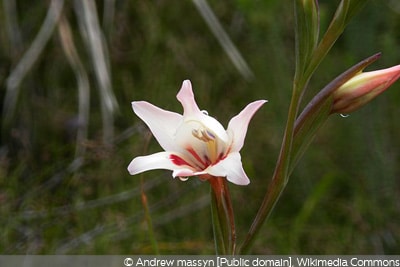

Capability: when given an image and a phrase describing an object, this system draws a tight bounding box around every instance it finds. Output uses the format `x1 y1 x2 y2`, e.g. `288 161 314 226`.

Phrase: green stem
210 190 226 254
239 79 305 254
209 176 236 255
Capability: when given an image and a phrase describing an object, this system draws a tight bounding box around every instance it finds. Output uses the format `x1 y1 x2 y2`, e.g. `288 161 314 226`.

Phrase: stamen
205 130 216 140
192 128 215 142
191 129 201 140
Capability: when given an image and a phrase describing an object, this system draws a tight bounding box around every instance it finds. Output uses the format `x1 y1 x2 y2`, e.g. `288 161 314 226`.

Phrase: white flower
128 80 266 185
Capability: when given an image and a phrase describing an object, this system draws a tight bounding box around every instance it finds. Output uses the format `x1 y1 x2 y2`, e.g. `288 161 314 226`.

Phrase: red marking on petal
186 147 207 168
169 154 192 167
218 152 227 161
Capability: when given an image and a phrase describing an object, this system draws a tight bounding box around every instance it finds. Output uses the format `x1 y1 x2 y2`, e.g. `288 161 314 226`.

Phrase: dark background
0 0 399 254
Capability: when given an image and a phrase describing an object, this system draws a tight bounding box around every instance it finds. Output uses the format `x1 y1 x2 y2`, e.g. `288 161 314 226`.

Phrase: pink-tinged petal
128 152 178 175
206 152 250 185
132 101 182 151
332 64 400 114
176 80 201 116
227 100 267 152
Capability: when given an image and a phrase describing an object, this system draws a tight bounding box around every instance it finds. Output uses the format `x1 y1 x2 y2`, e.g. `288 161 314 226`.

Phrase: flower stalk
208 176 236 255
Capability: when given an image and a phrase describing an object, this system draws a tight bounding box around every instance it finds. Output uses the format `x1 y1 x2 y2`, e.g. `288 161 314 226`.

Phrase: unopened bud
332 64 400 114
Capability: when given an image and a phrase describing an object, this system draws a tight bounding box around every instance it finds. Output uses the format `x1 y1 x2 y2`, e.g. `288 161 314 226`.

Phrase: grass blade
58 15 90 157
2 0 64 130
192 0 254 81
74 0 118 144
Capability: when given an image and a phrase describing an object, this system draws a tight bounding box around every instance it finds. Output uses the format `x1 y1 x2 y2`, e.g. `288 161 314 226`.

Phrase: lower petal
128 152 178 175
206 152 250 185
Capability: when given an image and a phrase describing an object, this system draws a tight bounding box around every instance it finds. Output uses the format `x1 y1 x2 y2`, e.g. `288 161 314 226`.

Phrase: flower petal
227 100 267 152
176 80 201 116
206 152 250 185
132 101 182 151
128 151 178 175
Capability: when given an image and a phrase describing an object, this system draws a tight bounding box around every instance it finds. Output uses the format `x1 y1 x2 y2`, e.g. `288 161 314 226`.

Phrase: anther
192 128 215 142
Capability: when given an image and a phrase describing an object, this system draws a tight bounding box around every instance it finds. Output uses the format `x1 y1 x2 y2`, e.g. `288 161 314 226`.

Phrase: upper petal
132 101 182 151
176 80 229 143
176 80 201 116
206 152 250 185
227 100 267 152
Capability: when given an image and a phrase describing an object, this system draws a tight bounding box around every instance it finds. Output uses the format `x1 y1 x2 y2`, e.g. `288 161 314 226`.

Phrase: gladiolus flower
332 64 400 114
127 80 266 185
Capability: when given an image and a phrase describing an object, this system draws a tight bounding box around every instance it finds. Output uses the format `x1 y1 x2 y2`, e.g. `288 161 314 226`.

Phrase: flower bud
332 64 400 114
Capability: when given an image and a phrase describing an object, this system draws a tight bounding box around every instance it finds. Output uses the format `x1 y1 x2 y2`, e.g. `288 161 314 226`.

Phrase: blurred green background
0 0 399 254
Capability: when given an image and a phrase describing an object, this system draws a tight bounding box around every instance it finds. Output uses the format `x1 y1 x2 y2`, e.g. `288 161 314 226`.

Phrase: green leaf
294 0 319 83
306 0 369 78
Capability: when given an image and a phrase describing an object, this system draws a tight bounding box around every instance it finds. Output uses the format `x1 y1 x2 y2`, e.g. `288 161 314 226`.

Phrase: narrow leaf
294 0 319 82
306 0 369 78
